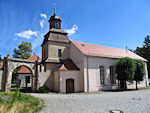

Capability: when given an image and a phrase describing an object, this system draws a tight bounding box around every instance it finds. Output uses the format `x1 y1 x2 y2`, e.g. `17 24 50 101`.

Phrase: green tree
0 55 2 61
13 42 32 59
12 42 32 75
134 60 145 90
116 57 135 90
134 35 150 78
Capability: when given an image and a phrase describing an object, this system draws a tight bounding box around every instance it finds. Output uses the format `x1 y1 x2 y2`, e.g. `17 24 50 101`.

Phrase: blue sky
1 0 150 58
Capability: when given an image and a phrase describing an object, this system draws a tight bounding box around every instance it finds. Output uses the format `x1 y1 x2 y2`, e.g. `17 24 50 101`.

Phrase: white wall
38 65 47 87
69 42 85 92
83 56 149 92
18 74 32 87
59 70 80 93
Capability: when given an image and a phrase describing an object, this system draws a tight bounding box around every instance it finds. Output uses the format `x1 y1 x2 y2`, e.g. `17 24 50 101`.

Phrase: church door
66 79 74 93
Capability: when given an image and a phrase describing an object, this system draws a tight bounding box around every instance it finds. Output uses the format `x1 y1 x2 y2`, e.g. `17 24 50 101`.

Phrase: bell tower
41 6 70 61
48 6 62 29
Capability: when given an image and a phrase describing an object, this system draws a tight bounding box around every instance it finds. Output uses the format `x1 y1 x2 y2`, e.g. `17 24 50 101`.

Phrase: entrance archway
66 79 74 93
11 65 33 92
2 57 38 92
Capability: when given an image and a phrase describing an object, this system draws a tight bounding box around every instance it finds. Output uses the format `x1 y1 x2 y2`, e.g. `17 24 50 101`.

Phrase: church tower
41 7 70 63
49 7 61 29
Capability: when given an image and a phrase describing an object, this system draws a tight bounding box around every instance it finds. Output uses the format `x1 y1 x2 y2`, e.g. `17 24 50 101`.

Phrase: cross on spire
54 3 56 15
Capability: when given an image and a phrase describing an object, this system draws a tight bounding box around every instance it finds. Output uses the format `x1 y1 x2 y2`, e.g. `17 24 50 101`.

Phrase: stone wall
0 69 3 91
2 57 38 92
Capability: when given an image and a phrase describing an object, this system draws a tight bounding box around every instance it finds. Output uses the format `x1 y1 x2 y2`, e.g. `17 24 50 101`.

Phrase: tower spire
54 3 56 16
49 3 62 30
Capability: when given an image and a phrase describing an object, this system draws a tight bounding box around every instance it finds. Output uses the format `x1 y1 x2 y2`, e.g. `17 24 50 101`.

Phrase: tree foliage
134 60 145 90
134 35 150 78
13 42 32 59
116 57 135 90
116 57 135 81
0 55 2 61
12 67 20 75
116 57 146 90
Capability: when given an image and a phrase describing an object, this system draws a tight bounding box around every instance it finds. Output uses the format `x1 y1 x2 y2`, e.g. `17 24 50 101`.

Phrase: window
100 66 105 85
25 76 30 83
58 49 62 57
109 66 115 84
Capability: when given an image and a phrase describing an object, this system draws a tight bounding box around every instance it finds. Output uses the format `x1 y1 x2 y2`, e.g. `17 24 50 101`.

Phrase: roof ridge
71 40 147 61
71 40 127 51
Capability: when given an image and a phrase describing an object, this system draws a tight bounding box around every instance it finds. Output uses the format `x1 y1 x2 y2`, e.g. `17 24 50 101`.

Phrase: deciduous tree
13 42 32 59
116 57 135 90
134 60 145 90
134 35 150 78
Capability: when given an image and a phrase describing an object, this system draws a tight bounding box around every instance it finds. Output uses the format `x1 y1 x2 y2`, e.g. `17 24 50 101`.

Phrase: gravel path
31 89 150 113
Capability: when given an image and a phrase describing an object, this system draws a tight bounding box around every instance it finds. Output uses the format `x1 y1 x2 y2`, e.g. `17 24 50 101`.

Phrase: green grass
0 89 44 113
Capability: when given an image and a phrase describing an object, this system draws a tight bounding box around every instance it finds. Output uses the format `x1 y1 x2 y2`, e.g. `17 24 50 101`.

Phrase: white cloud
40 20 45 28
64 25 78 35
40 14 47 19
40 14 47 28
32 33 44 49
15 29 39 39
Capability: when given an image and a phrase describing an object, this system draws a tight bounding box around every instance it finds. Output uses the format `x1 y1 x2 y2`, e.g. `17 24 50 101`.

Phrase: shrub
0 91 44 113
37 86 49 93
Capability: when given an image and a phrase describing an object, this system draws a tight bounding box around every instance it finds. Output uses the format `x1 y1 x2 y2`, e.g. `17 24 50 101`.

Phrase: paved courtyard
31 88 150 113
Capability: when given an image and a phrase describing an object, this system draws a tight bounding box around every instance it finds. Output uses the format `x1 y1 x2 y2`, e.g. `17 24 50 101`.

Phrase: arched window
109 66 115 84
99 66 105 85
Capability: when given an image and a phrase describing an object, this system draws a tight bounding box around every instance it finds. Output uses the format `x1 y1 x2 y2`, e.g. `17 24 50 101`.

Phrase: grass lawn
0 89 44 113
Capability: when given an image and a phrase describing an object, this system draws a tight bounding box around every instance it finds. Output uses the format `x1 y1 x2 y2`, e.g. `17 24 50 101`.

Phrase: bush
37 86 49 93
0 91 44 113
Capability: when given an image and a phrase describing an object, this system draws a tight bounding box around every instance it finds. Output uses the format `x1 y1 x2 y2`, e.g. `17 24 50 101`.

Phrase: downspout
87 56 89 93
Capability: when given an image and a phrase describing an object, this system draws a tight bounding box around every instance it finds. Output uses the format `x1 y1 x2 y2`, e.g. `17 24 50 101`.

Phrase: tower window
58 49 62 57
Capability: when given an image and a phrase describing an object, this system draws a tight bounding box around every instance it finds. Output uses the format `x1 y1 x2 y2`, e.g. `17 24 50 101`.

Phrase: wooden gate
66 79 74 93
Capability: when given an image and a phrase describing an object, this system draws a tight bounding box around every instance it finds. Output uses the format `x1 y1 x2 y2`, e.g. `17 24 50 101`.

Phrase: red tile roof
18 53 41 74
57 59 79 71
18 66 31 74
71 41 147 61
45 58 60 63
27 53 42 62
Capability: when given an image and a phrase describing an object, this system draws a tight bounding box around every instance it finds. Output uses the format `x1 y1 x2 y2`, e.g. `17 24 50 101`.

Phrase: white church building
38 9 149 93
0 9 149 93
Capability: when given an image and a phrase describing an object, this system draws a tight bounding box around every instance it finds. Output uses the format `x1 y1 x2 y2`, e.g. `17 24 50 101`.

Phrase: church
39 9 149 93
0 8 149 93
